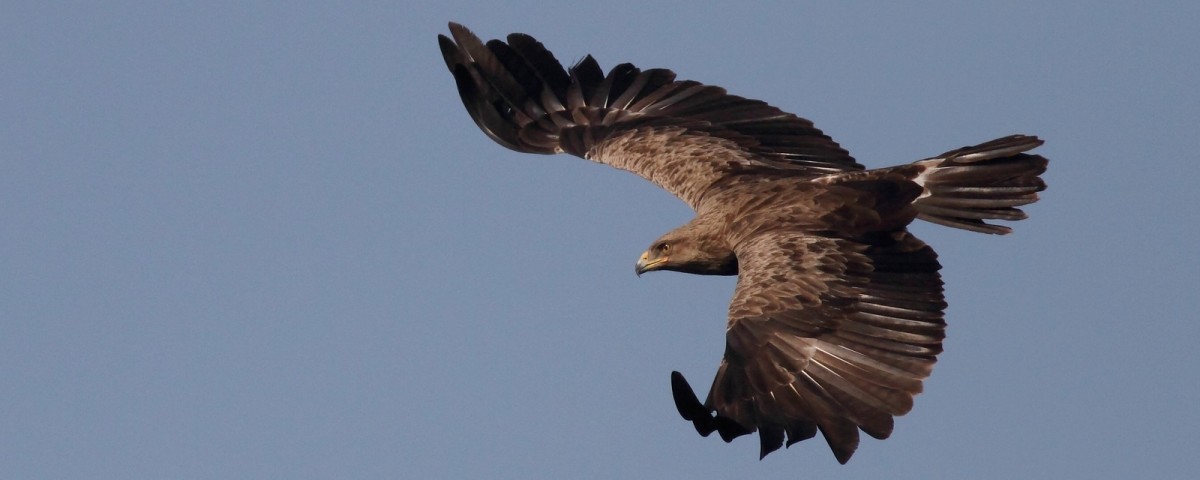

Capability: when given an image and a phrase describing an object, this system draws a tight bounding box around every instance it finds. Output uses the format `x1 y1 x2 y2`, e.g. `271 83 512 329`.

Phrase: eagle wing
671 229 946 463
439 23 863 208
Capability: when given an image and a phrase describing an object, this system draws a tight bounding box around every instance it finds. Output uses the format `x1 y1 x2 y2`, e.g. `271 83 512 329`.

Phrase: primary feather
438 22 1048 464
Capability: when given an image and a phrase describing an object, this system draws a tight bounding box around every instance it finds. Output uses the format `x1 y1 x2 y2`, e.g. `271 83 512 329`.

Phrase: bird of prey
438 22 1047 464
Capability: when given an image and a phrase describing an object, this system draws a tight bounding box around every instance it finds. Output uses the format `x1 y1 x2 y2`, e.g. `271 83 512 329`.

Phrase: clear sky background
4 2 1199 479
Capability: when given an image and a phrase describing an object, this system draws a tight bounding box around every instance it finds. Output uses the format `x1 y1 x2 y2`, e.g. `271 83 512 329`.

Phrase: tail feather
814 134 1048 234
912 135 1048 234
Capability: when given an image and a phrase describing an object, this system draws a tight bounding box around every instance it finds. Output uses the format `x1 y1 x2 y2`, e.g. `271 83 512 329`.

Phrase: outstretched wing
671 230 946 463
438 22 862 208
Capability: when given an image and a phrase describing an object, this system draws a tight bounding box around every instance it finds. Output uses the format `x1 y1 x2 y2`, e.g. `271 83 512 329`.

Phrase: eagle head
635 231 737 277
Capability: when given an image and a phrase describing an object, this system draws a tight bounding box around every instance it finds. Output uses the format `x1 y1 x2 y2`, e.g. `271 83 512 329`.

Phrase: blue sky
4 2 1199 478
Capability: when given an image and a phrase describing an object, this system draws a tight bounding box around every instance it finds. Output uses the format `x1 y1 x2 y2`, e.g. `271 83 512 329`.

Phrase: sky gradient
4 2 1199 478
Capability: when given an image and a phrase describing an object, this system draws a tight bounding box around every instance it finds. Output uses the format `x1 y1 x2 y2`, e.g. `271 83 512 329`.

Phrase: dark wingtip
671 371 757 445
447 21 471 39
669 371 720 438
670 372 708 422
758 426 784 460
437 35 462 72
714 417 751 442
819 424 859 464
784 421 817 448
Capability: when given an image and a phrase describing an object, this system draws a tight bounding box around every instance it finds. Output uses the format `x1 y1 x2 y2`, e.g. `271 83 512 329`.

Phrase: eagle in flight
438 22 1047 464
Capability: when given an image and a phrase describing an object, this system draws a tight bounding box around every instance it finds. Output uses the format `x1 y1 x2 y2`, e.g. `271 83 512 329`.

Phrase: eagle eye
657 242 670 253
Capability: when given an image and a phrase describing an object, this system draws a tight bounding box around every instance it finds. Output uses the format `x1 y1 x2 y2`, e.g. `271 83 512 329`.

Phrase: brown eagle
438 22 1047 464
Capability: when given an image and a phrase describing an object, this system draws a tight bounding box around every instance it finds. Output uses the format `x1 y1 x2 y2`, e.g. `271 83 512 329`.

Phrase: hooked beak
635 251 667 277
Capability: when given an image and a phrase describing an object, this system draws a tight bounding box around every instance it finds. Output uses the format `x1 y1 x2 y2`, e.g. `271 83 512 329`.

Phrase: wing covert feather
674 230 945 463
439 23 862 209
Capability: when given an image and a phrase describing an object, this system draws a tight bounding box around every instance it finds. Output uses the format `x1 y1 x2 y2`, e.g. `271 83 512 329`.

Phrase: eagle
438 22 1047 464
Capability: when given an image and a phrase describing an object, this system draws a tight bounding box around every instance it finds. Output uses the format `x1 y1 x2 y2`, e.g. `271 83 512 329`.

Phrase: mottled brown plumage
438 22 1047 464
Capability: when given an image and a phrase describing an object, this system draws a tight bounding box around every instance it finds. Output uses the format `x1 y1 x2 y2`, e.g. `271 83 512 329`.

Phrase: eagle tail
908 135 1048 234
